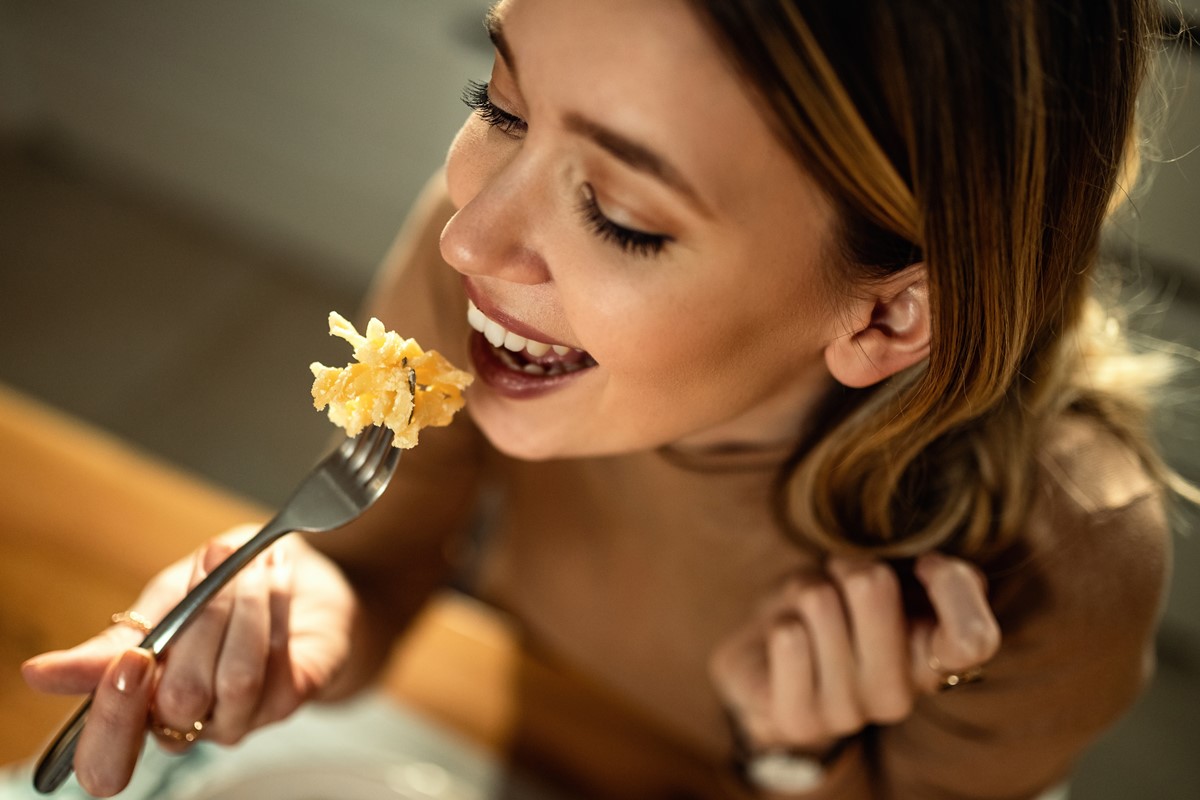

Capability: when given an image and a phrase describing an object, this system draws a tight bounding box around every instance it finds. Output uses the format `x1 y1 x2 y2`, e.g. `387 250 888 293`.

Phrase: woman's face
441 0 846 460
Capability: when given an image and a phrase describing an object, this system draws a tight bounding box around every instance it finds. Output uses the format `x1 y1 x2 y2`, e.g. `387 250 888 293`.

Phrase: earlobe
824 267 931 389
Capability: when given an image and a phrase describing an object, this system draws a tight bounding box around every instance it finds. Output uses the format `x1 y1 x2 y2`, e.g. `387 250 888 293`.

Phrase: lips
466 299 598 398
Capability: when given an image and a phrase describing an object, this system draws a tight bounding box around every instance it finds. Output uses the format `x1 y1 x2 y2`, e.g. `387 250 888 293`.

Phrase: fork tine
336 434 358 459
364 444 402 494
344 427 380 472
356 426 395 485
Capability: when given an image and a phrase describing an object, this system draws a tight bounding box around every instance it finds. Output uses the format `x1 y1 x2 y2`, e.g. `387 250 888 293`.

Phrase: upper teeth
467 300 577 358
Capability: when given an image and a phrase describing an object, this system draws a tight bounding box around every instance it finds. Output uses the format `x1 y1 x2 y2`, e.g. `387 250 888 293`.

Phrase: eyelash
460 80 671 259
577 185 671 258
461 79 526 137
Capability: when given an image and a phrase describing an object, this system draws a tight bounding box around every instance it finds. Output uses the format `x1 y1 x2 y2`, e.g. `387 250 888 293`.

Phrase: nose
440 137 551 286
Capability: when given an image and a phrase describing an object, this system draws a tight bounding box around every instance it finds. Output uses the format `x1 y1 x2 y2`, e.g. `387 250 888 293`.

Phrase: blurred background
0 1 1196 797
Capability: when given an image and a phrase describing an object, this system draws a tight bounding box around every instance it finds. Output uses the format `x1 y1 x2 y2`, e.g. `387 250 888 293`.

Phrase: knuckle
768 618 808 654
773 712 820 745
778 576 809 607
841 561 899 604
821 703 865 738
156 675 212 719
797 582 840 618
215 667 263 704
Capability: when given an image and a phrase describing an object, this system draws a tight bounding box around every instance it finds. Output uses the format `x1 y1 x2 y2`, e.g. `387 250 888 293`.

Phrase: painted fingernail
112 648 153 695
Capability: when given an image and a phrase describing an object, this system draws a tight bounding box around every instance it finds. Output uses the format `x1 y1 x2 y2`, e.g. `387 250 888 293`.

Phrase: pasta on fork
310 312 472 449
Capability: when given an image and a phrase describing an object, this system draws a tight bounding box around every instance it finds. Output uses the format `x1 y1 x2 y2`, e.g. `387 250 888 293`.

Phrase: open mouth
467 300 598 378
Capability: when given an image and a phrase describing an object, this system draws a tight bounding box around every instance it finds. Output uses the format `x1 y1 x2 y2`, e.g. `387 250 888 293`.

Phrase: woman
23 0 1180 797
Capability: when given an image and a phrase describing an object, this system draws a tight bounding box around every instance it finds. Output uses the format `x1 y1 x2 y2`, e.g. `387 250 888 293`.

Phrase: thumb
908 552 1000 694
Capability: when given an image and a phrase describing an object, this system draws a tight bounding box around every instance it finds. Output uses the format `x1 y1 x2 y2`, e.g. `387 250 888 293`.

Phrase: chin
467 404 574 462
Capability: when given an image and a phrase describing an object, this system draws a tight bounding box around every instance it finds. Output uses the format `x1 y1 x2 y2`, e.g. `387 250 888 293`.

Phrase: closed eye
577 184 672 258
461 80 527 138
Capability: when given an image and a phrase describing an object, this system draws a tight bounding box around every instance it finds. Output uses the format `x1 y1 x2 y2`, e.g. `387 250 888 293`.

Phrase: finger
915 552 1001 673
791 579 862 737
827 558 913 723
252 539 354 725
765 618 817 745
908 618 943 694
250 541 303 728
25 526 263 702
152 541 237 748
22 624 143 695
74 648 155 798
207 553 271 744
709 607 776 747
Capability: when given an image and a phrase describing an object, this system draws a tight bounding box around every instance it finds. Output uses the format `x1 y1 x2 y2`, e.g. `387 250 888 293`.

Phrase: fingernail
112 648 153 695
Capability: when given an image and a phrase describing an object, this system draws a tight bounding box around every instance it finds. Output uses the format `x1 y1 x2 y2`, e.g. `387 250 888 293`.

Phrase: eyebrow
564 113 708 213
484 8 517 78
485 6 709 215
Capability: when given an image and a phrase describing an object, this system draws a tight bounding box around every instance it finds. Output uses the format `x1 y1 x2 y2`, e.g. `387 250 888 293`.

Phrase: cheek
644 273 831 396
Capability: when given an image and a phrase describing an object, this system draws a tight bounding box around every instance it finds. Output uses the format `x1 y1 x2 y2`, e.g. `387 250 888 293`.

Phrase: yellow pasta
310 312 472 448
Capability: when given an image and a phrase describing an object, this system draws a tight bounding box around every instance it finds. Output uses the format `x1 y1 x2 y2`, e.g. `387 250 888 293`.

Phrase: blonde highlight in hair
752 6 921 243
692 0 1184 559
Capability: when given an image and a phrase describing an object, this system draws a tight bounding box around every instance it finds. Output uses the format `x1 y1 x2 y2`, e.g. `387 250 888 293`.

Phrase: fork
33 425 402 794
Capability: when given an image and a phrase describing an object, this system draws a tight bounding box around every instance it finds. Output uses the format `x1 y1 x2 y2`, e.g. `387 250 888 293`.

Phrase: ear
824 265 931 389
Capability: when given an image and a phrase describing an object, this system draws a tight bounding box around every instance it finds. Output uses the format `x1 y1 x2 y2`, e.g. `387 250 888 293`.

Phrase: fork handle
32 516 292 794
139 516 290 656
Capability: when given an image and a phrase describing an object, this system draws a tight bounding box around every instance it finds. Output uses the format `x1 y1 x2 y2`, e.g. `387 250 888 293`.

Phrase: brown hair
689 0 1185 558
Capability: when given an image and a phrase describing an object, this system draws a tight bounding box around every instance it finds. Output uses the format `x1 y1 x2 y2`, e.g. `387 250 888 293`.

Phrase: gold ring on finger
110 610 154 636
153 719 204 744
929 656 985 691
